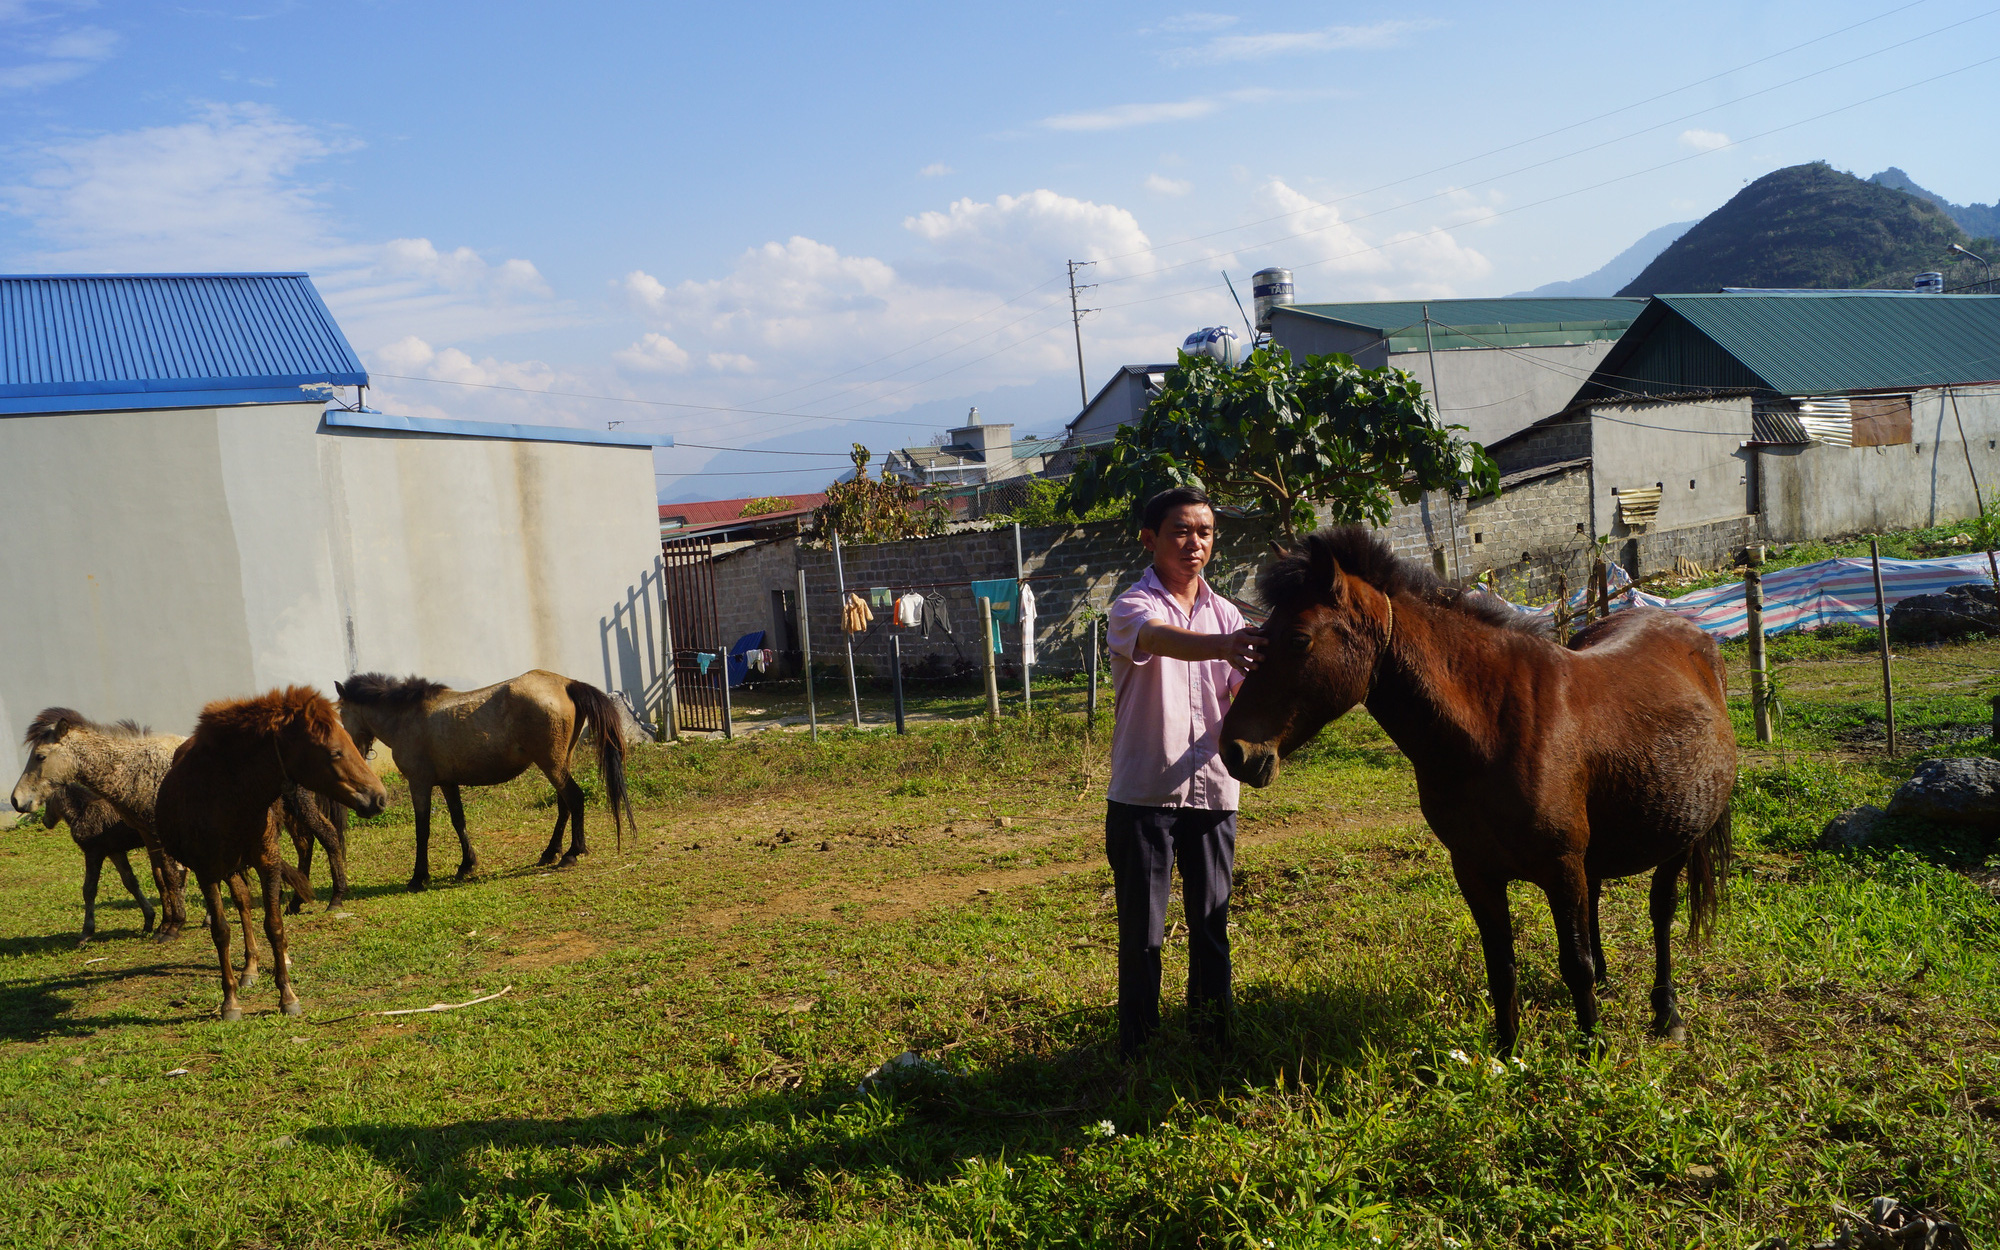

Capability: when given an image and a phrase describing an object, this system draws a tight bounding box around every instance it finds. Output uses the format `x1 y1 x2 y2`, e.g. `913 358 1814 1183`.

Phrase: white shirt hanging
1019 583 1037 666
896 592 925 629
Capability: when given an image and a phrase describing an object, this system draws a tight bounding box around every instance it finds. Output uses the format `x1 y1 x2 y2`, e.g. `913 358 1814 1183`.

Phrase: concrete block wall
1463 463 1595 602
710 536 802 671
1618 514 1760 579
1491 415 1590 474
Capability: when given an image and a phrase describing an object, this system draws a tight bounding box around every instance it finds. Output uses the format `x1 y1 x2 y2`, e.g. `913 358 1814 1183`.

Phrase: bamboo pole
833 532 861 728
891 634 907 735
1870 537 1897 754
1746 554 1772 743
719 651 734 741
797 567 818 744
979 597 1000 723
1015 523 1030 714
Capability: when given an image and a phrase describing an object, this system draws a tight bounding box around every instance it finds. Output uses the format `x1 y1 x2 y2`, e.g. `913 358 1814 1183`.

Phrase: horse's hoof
455 865 477 881
558 853 580 868
282 1000 304 1018
1655 1022 1687 1042
239 970 259 990
537 854 560 868
77 936 93 948
407 877 428 893
324 895 346 911
153 927 181 944
221 1006 243 1022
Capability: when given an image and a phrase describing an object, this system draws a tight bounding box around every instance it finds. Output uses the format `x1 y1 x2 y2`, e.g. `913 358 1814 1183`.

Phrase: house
1060 364 1174 459
881 408 1060 487
659 492 827 543
1486 290 2000 576
1268 297 1645 446
0 272 676 757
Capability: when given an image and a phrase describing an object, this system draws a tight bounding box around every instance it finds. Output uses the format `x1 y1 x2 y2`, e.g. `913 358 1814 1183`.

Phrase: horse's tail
567 680 634 853
1684 806 1733 948
280 858 314 905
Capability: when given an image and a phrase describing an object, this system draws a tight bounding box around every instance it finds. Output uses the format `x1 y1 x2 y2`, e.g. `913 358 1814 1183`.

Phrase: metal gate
661 535 725 732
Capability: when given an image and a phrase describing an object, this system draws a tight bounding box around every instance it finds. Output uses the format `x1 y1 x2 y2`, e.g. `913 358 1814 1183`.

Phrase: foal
1220 527 1736 1053
154 687 386 1020
41 785 156 941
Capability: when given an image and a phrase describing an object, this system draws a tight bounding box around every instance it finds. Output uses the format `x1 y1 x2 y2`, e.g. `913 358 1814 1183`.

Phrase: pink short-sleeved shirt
1106 567 1246 810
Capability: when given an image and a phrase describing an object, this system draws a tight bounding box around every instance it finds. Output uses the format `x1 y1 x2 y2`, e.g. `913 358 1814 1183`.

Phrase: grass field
1 641 1996 1247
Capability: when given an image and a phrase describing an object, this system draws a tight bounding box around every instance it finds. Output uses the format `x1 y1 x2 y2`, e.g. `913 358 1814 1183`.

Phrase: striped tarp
1512 552 2000 641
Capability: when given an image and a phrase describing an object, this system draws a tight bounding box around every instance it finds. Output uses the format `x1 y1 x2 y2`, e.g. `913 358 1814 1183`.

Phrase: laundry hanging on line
842 591 873 635
922 592 953 640
868 586 893 610
695 652 713 675
895 592 924 629
969 578 1018 654
1019 582 1037 666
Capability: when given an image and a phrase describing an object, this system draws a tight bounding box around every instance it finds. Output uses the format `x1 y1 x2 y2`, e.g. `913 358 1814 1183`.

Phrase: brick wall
1491 415 1590 475
1462 461 1595 602
1617 514 1760 579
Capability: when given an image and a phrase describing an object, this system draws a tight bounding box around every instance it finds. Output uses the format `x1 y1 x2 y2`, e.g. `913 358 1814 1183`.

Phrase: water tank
1914 271 1945 294
1181 325 1241 368
1252 267 1294 331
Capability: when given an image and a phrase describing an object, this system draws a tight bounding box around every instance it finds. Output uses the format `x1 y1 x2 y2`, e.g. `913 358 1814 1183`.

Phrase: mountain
1869 167 2000 239
1510 220 1696 298
1618 162 1969 296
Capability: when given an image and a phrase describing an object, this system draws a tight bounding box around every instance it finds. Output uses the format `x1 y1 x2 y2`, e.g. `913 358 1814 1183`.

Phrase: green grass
1 663 1996 1246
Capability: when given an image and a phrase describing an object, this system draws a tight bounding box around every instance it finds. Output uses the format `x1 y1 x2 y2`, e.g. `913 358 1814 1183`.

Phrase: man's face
1141 503 1216 579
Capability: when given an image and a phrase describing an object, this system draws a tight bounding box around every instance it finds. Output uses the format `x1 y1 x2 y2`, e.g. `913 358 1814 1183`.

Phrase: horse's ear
333 681 346 699
1269 540 1288 558
1308 541 1347 604
1325 557 1348 605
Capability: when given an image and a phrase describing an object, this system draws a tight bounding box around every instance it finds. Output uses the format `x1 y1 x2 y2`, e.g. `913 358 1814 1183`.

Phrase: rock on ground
1819 804 1887 850
1885 757 2000 827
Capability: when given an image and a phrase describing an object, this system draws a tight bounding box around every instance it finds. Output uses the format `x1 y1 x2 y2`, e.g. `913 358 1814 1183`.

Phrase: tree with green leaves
1064 346 1497 535
738 495 796 518
811 444 953 543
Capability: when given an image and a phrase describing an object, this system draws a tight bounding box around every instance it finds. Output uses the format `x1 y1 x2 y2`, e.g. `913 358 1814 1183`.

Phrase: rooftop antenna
1221 271 1257 343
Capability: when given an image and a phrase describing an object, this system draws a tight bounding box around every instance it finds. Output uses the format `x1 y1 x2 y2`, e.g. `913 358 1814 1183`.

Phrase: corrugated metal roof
0 273 366 410
1594 292 2000 400
1277 297 1645 350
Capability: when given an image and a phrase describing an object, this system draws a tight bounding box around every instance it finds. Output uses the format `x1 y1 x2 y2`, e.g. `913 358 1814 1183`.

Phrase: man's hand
1219 625 1263 673
1137 621 1263 671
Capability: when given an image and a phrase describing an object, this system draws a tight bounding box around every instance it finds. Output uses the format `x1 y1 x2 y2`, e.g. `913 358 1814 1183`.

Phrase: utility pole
1422 306 1469 583
1067 259 1097 410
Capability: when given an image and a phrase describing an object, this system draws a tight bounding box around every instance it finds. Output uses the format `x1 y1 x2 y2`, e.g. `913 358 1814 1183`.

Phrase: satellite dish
1182 325 1241 367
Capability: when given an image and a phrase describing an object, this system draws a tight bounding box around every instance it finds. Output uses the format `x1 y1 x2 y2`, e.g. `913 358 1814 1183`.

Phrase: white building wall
1 401 668 768
1587 396 1755 536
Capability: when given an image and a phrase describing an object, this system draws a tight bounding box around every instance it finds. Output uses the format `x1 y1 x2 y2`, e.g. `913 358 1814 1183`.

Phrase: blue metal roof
322 409 674 449
0 272 366 414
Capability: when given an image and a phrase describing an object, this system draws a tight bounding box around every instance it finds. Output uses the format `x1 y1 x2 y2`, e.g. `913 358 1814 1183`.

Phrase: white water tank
1181 325 1241 367
1252 267 1294 331
1914 271 1945 294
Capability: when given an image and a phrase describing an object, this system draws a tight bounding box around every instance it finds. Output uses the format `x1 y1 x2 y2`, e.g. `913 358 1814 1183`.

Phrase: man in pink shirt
1105 486 1262 1058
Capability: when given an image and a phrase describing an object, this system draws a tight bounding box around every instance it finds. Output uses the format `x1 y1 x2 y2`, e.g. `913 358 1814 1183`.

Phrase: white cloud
1164 19 1441 65
904 189 1154 281
918 162 953 178
1146 174 1192 197
0 102 568 350
613 332 691 373
1678 128 1732 152
1040 87 1279 132
1250 177 1491 296
0 13 117 92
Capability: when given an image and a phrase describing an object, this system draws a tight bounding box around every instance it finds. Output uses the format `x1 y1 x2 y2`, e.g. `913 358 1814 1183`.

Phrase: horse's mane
1259 525 1551 638
195 686 339 741
339 672 449 707
23 708 150 746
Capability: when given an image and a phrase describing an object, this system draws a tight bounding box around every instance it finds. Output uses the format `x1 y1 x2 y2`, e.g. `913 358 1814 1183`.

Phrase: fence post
833 532 862 729
1015 522 1030 714
979 596 1000 723
1870 537 1897 754
1592 558 1609 620
655 554 681 743
1746 551 1772 743
891 634 907 735
1087 616 1099 726
718 652 734 741
797 567 818 744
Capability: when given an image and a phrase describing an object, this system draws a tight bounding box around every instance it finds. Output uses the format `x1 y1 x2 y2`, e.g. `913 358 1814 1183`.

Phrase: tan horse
155 686 386 1021
333 670 638 891
40 784 157 941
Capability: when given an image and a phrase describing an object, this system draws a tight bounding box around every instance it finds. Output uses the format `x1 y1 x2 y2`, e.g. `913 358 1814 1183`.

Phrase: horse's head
11 708 91 814
264 687 387 818
330 681 376 757
40 784 80 830
1221 535 1395 789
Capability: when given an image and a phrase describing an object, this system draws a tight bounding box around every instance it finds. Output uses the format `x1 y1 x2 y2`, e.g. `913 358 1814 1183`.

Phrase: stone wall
1616 514 1761 579
1490 414 1590 474
1463 461 1595 602
710 536 803 674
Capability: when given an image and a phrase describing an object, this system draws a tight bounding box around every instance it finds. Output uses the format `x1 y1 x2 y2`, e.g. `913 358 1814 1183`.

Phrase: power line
371 371 941 429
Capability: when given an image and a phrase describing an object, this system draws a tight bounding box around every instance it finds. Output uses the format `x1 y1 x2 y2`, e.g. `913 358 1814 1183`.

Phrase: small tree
812 444 952 543
739 495 796 517
990 478 1128 528
1066 346 1498 535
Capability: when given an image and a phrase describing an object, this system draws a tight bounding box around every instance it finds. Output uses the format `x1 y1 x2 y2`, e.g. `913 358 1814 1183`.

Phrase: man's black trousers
1104 801 1235 1057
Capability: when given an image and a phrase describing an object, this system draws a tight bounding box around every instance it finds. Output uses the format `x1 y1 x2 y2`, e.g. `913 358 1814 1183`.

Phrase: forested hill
1618 162 1972 296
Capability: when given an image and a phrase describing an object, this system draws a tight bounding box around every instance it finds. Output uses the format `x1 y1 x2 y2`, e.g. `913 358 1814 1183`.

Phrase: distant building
881 408 1061 486
1058 364 1173 464
658 492 827 543
1268 297 1645 446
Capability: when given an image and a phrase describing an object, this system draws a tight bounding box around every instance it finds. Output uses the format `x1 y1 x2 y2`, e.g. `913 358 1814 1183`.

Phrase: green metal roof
1278 297 1644 352
1583 292 2000 401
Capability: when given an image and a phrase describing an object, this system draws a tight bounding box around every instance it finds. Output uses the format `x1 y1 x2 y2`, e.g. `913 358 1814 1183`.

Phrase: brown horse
1219 527 1736 1053
154 687 386 1020
333 670 638 891
40 784 157 941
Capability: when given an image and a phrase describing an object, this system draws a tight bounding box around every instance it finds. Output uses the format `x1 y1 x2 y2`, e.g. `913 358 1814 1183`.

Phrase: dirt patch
499 929 602 970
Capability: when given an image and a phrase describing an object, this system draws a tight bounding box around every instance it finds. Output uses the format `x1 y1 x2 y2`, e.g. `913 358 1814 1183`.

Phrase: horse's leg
259 864 301 1018
286 805 313 916
410 782 436 892
560 778 588 867
80 848 104 943
538 769 570 867
229 873 261 990
1588 876 1608 988
441 785 478 881
111 851 155 934
320 806 350 910
200 876 242 1022
148 840 186 942
1453 863 1521 1054
1648 854 1689 1042
1541 861 1601 1042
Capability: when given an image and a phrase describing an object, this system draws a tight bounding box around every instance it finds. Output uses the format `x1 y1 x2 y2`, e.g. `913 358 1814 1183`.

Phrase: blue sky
5 0 1997 500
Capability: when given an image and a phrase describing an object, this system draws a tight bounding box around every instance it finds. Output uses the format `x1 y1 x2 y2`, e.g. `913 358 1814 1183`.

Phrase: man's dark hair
1139 485 1215 533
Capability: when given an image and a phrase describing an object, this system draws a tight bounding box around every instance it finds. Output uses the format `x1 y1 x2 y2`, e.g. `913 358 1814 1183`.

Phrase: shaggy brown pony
334 670 638 891
154 687 386 1021
40 784 157 941
1219 527 1736 1054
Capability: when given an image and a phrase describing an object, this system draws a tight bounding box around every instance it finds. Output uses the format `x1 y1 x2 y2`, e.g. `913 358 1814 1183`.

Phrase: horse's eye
330 749 343 760
1288 632 1314 653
